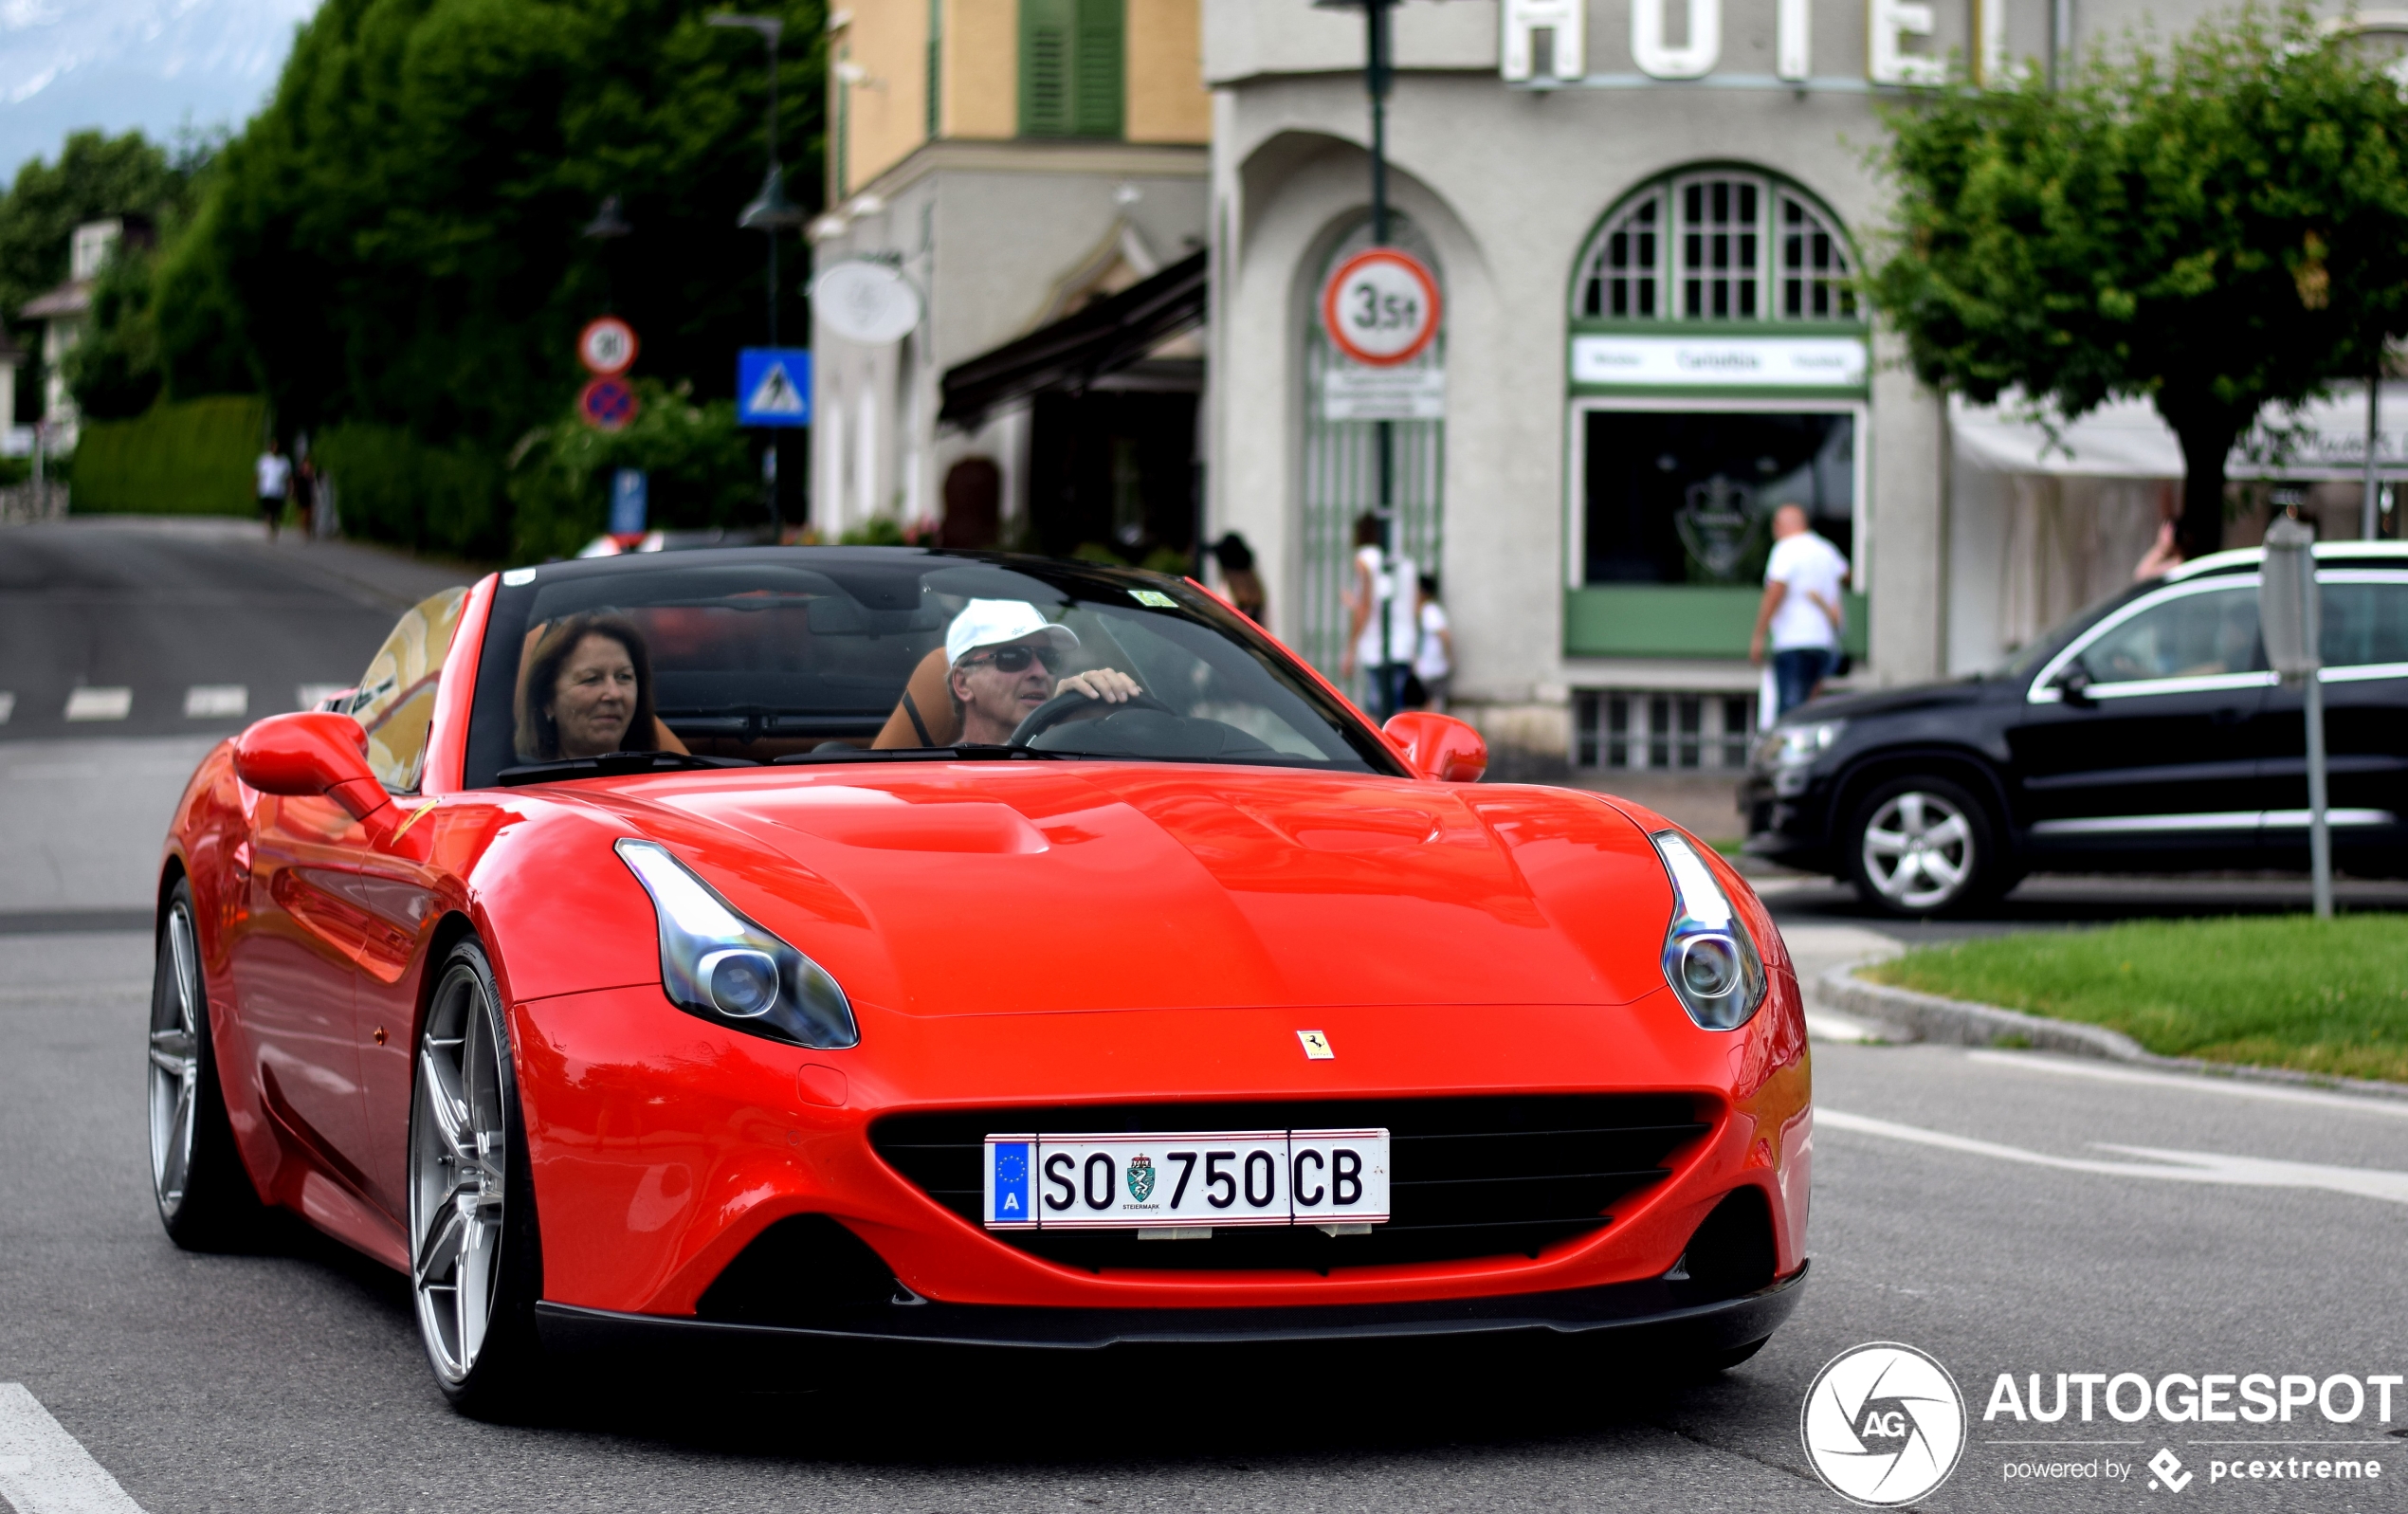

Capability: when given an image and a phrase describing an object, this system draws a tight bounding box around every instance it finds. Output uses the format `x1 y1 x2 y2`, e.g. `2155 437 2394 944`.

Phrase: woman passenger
515 612 668 760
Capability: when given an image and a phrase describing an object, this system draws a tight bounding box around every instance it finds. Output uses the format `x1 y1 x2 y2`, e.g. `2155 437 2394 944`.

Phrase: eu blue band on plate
991 1141 1031 1223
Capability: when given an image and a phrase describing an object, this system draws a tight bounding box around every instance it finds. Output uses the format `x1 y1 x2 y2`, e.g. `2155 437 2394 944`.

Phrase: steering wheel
1008 686 1178 747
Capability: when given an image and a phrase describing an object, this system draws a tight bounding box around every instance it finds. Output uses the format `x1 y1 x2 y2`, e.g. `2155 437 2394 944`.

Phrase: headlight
1651 830 1767 1031
615 839 859 1049
1752 719 1845 773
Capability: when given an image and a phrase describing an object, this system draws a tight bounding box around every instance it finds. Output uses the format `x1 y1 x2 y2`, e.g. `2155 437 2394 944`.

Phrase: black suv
1742 541 2408 915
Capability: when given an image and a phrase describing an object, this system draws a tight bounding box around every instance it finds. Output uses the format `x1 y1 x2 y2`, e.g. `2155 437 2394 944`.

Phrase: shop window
1573 689 1757 772
1575 170 1858 326
1583 410 1853 586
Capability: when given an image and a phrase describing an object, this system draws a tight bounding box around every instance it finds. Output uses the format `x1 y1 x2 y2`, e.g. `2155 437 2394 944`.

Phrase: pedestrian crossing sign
738 348 812 428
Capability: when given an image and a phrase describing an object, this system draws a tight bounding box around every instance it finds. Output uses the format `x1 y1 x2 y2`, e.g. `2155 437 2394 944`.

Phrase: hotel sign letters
1500 0 2001 85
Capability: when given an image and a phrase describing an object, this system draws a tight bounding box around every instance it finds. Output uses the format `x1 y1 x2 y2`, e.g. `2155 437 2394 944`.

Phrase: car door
2004 577 2273 853
2253 569 2408 857
225 786 375 1191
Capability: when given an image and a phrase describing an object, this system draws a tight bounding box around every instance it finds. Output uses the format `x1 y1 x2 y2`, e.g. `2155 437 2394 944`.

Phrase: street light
710 11 805 532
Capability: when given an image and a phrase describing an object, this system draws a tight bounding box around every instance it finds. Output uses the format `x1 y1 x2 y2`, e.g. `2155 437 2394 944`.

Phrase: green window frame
1020 0 1123 138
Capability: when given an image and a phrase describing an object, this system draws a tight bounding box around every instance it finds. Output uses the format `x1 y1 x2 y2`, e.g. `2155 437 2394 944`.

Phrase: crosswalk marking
295 683 352 712
0 1383 149 1513
182 685 247 720
0 692 13 724
62 689 131 722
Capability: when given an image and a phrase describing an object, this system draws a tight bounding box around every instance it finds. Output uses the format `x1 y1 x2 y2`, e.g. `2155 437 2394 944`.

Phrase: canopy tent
1951 383 2408 479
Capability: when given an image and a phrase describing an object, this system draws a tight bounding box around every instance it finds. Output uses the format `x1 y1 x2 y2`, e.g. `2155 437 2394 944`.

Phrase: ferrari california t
147 547 1809 1414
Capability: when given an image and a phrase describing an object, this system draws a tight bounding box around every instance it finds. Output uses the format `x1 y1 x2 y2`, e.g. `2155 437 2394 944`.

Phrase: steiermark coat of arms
1126 1155 1156 1202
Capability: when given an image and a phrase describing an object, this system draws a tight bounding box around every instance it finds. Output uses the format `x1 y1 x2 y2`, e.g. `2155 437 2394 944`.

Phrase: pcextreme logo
1801 1342 1969 1506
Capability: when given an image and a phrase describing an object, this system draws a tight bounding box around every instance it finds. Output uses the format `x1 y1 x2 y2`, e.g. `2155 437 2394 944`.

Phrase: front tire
409 939 547 1416
150 879 269 1250
1844 777 2000 917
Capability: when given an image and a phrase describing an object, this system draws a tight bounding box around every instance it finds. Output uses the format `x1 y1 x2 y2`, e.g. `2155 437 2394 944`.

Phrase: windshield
1987 580 2154 682
464 548 1402 787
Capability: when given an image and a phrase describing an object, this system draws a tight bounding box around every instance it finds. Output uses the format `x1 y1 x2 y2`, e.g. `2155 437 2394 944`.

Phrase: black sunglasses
964 645 1062 673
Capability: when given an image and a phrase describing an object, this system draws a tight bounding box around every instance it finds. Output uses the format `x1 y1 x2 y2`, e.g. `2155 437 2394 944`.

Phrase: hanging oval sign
812 261 923 344
1321 248 1442 368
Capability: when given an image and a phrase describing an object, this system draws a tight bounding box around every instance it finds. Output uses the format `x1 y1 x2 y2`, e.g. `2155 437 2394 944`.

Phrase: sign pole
2365 368 2383 543
1364 0 1399 719
2261 514 2332 919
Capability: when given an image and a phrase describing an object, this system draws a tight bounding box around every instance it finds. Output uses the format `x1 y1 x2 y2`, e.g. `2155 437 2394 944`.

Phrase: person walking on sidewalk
1341 514 1415 720
1748 502 1848 718
256 440 293 541
1407 573 1453 712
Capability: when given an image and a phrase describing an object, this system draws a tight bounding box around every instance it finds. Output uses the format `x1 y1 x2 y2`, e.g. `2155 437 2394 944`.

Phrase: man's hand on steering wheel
1056 667 1142 704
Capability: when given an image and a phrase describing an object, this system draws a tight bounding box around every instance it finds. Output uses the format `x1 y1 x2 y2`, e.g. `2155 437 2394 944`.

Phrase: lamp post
711 12 807 532
1318 0 1405 716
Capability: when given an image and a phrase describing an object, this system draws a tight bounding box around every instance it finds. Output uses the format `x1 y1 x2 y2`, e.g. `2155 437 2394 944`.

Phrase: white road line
294 683 350 712
1964 1049 2408 1121
181 684 246 720
0 1383 148 1513
0 691 13 724
1818 1108 2408 1206
62 689 131 722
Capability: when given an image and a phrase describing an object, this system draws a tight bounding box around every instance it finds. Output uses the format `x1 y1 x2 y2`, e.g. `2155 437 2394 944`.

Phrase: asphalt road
2 521 2402 1513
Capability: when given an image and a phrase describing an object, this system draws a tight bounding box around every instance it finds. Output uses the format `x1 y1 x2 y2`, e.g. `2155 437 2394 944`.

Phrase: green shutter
1020 0 1120 137
1020 0 1072 136
1072 0 1123 137
926 0 942 137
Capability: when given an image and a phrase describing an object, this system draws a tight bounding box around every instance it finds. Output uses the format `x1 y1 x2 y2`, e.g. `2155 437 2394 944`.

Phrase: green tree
1867 6 2408 556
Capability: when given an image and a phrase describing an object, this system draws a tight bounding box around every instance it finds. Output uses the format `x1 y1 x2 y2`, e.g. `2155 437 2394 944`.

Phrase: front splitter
535 1261 1806 1357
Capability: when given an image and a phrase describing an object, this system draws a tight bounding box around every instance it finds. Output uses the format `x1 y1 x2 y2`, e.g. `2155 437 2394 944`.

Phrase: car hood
1782 675 2015 725
585 763 1681 1017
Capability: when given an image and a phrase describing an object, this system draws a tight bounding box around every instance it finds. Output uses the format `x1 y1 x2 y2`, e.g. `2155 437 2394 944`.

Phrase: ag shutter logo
1802 1342 1969 1506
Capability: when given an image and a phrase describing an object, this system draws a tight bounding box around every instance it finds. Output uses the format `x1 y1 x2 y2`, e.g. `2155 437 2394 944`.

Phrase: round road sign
578 317 639 377
579 376 639 431
1320 248 1442 368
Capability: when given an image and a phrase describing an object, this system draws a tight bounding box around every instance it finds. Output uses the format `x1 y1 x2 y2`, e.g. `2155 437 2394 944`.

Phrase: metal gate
1296 219 1445 684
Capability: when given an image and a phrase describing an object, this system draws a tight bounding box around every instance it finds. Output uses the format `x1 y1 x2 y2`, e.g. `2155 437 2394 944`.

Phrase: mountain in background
0 0 316 183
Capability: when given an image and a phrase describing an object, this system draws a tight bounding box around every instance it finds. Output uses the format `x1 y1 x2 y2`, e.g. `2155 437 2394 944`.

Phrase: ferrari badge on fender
1297 1030 1334 1060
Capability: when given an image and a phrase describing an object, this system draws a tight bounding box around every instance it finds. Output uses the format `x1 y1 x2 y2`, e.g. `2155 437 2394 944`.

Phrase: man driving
943 599 1141 745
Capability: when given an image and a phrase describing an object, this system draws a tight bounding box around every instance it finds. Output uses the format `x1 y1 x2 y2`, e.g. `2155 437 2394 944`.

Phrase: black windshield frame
464 547 1408 789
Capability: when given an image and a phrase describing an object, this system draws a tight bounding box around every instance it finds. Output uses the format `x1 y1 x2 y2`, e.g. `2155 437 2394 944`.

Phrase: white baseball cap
945 599 1081 667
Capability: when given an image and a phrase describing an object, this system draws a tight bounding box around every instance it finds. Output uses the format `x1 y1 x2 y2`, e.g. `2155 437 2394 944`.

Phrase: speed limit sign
578 316 638 377
1320 248 1442 367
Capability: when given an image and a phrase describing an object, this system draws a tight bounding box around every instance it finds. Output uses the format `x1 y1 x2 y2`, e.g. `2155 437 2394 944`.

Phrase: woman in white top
1341 513 1416 718
1409 573 1452 711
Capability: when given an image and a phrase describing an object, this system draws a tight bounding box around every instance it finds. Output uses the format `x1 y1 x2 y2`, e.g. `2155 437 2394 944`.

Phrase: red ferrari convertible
147 548 1808 1413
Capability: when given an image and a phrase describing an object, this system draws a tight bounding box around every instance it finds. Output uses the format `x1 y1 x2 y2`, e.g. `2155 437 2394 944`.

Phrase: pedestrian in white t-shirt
255 441 292 541
1748 503 1849 717
1341 513 1416 718
1408 573 1452 711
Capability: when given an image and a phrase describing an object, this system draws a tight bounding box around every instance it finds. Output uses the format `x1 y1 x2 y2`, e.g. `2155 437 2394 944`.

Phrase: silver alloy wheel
148 902 203 1217
1859 790 1976 911
410 959 510 1385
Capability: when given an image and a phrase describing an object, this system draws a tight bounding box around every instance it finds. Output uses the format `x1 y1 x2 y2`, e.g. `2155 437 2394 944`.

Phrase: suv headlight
1651 830 1768 1031
1752 719 1845 773
615 839 859 1049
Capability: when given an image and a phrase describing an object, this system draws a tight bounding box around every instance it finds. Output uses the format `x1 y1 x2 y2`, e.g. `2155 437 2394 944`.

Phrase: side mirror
1382 712 1488 783
2053 666 2097 708
233 712 389 819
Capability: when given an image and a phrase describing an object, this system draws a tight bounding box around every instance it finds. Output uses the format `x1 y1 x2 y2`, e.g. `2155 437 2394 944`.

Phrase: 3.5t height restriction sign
1320 248 1442 368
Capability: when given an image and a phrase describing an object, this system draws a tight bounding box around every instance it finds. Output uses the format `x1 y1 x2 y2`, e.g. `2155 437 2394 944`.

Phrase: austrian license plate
982 1129 1391 1231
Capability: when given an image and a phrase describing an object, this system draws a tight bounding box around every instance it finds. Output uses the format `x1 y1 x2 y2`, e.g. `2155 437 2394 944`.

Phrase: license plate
982 1129 1390 1231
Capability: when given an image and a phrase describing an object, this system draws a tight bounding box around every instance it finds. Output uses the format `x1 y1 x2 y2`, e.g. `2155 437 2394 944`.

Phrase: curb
1816 965 2408 1104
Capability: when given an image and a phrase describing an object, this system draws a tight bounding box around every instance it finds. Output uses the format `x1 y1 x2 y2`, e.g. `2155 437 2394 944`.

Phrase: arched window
1575 170 1857 324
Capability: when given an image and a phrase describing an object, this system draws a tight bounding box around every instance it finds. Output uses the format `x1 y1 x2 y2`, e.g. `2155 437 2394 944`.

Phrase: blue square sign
738 348 812 428
986 1140 1034 1228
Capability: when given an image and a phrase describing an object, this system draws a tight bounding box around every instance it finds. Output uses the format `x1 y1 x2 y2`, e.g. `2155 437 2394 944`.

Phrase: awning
939 249 1207 429
1953 383 2408 479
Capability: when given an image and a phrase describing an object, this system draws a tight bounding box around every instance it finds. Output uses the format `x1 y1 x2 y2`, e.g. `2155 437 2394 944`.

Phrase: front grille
870 1095 1713 1272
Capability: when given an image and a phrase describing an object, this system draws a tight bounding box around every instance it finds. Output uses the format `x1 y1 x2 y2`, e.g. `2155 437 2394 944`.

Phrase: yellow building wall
943 0 1019 138
834 0 935 192
1126 0 1210 144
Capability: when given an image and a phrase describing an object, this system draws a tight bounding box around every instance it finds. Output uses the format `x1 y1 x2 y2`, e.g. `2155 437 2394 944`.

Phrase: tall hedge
315 424 505 558
67 395 268 514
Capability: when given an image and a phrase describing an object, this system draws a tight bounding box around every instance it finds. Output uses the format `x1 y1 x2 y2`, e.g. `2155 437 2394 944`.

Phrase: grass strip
1860 915 2408 1085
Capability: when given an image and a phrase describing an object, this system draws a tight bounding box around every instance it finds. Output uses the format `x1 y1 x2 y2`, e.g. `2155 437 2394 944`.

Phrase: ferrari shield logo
1126 1154 1157 1202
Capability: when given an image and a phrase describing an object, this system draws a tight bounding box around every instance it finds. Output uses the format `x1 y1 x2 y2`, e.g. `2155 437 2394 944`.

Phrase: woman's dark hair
1212 532 1255 573
1353 513 1383 549
515 612 658 760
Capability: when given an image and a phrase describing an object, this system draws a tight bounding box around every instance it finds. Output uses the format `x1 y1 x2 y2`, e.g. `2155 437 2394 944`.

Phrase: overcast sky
0 0 316 188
